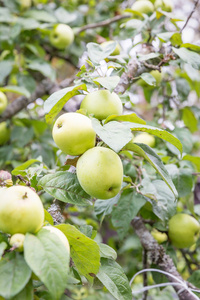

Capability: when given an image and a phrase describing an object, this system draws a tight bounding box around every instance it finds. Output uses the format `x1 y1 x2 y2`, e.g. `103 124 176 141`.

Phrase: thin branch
180 0 199 33
142 249 148 300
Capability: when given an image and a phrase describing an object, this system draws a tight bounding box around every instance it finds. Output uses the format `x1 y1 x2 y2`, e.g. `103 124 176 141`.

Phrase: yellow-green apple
133 132 156 147
131 0 154 15
52 112 96 155
9 233 25 252
18 0 32 9
101 41 121 56
0 186 44 235
50 24 74 50
43 226 70 253
80 90 123 120
154 0 173 12
76 147 123 199
0 92 7 114
168 213 200 249
151 229 168 243
0 122 10 146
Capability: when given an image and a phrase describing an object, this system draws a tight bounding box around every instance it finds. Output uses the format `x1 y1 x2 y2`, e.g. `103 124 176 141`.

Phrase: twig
142 249 148 300
180 0 199 33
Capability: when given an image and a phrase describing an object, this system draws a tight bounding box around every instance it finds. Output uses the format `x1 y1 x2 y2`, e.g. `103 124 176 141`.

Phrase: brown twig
180 0 199 33
142 249 148 300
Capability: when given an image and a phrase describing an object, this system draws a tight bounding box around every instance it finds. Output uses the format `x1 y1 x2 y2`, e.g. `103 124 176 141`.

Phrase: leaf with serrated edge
104 113 146 125
56 224 100 284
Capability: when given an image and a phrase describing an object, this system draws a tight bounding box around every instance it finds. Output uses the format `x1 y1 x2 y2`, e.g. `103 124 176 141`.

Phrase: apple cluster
131 0 173 15
52 89 124 200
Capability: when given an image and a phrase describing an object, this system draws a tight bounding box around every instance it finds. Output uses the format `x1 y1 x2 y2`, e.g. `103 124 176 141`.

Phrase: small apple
80 90 123 120
168 213 200 249
0 122 10 146
52 112 96 156
9 233 25 252
151 229 168 243
43 226 70 253
131 0 154 15
76 147 123 199
101 41 121 56
133 132 156 147
150 70 162 85
0 186 44 235
18 0 32 9
0 92 7 114
154 0 173 12
50 24 74 50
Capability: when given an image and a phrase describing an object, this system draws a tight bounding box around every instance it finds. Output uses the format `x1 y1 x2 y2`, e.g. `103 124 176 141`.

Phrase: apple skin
50 24 74 50
151 229 168 244
18 0 32 9
0 92 7 114
0 122 10 146
76 147 123 199
43 226 70 253
80 90 123 120
52 112 96 156
0 186 44 235
101 41 121 56
133 132 156 147
154 0 173 12
9 233 25 252
168 214 200 249
131 0 154 15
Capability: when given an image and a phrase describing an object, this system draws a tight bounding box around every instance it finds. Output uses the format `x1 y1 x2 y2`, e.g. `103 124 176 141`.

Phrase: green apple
76 147 123 199
151 229 168 243
154 0 173 12
52 112 96 155
133 132 156 147
43 226 70 253
50 24 74 50
0 92 7 114
131 0 154 15
80 90 123 120
0 122 10 146
18 0 32 9
0 186 44 235
9 233 25 252
101 41 121 56
168 214 200 249
151 70 162 85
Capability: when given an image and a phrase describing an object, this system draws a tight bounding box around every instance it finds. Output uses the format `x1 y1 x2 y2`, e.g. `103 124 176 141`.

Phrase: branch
180 0 199 33
131 217 198 300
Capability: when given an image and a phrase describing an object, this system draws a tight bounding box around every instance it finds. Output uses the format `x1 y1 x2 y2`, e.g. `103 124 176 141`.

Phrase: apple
0 186 44 235
43 226 70 253
52 112 96 155
18 0 32 9
76 147 123 199
150 70 162 85
151 229 168 243
168 213 200 249
0 122 10 146
0 92 7 114
101 41 121 56
131 0 154 15
9 233 25 252
80 90 123 120
133 132 156 147
154 0 173 12
50 24 74 50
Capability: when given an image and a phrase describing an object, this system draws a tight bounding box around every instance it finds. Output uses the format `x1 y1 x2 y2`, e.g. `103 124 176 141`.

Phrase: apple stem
22 192 28 199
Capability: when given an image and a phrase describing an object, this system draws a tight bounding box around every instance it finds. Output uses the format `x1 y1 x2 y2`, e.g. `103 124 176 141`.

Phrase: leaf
56 224 100 284
12 159 40 176
92 119 133 153
94 195 119 221
104 113 146 125
140 73 156 86
181 43 200 53
0 60 13 84
188 270 200 289
44 209 54 226
44 84 87 124
38 171 92 206
0 242 7 259
99 243 117 260
27 59 56 81
54 7 77 24
87 42 117 64
137 52 161 61
0 86 30 98
24 10 57 23
24 229 70 300
183 154 200 172
112 190 147 239
0 252 31 299
172 47 200 70
124 142 178 198
96 258 132 300
10 280 33 300
182 107 198 133
94 76 120 91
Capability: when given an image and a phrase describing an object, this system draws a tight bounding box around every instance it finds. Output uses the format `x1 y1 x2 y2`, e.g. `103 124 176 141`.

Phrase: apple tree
0 0 200 299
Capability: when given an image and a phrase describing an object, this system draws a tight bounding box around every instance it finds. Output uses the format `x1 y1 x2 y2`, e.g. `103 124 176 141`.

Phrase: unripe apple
131 0 154 15
76 147 123 199
0 92 7 114
43 226 70 253
52 112 96 155
133 132 156 147
101 41 121 56
9 233 25 252
80 90 123 120
154 0 173 12
18 0 32 9
0 122 10 146
151 229 168 243
0 186 44 235
168 214 200 249
50 24 74 50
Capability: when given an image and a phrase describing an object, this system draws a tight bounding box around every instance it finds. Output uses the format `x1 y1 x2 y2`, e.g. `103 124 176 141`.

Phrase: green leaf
140 73 156 86
0 60 13 84
0 85 30 98
104 113 146 125
56 224 101 284
54 7 77 24
94 76 120 92
182 107 198 133
92 119 133 153
94 195 119 221
24 229 70 300
137 52 161 61
38 171 91 206
188 270 200 289
24 10 57 23
183 155 200 172
99 243 117 260
12 159 40 176
0 242 7 259
10 280 33 300
96 258 132 300
172 47 200 70
44 209 54 226
0 252 31 299
87 42 117 64
112 190 146 239
124 142 178 198
170 33 182 47
181 43 200 53
44 84 87 124
25 43 46 58
27 59 56 81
